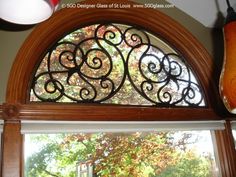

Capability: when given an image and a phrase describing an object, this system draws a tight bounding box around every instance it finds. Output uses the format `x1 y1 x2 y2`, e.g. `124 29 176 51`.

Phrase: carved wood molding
0 103 222 121
0 103 223 121
2 103 20 120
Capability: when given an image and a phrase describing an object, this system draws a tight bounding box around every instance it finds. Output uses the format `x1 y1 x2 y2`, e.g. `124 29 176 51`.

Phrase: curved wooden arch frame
5 0 222 120
2 2 236 177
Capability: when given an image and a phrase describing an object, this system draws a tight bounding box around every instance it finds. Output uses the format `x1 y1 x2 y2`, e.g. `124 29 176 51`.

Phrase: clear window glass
24 131 220 177
232 129 236 148
232 122 236 148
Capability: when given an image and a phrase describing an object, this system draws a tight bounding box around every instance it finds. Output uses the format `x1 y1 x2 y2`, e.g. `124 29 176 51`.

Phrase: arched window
2 1 236 177
30 23 205 107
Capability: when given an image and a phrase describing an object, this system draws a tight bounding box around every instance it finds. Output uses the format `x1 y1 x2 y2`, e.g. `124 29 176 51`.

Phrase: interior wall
0 0 224 103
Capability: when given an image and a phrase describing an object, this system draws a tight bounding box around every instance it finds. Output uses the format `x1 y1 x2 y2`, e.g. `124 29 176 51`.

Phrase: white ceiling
167 0 236 27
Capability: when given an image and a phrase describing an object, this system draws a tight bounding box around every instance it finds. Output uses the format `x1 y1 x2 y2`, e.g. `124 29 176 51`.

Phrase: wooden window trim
1 0 235 177
2 121 22 177
215 121 236 177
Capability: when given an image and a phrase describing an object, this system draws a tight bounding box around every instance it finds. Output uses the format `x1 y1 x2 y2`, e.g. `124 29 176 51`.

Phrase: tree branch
44 169 60 177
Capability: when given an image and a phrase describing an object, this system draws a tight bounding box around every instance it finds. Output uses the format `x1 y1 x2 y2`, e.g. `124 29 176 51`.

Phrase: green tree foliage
158 151 213 177
25 132 215 177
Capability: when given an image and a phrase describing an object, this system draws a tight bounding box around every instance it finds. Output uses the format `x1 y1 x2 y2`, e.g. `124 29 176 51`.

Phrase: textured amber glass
219 21 236 114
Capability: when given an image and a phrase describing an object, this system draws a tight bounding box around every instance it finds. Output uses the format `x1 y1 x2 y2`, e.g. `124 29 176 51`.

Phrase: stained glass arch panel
30 23 205 107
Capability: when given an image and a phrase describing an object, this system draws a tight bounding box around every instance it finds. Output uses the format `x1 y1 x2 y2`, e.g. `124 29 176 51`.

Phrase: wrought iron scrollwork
31 23 205 107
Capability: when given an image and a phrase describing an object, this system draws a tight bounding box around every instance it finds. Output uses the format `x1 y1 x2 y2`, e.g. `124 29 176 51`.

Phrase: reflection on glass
24 131 219 177
232 130 236 148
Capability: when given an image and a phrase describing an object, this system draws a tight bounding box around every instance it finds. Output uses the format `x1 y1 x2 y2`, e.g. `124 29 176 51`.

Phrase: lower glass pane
232 129 236 148
24 131 220 177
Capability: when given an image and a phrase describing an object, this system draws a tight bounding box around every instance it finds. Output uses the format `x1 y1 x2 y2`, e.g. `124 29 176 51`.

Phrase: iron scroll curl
31 23 205 107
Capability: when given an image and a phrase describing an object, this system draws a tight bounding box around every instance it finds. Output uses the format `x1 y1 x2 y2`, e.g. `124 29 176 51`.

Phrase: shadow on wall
0 19 34 31
211 0 225 85
210 0 228 115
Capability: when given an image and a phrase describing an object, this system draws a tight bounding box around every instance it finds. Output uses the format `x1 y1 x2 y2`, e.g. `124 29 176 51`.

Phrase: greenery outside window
23 121 223 177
